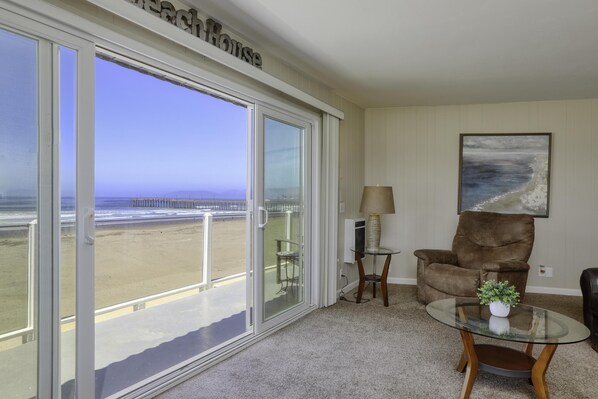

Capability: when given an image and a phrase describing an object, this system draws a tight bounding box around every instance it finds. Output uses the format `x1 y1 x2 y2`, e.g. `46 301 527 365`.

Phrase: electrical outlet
538 265 553 277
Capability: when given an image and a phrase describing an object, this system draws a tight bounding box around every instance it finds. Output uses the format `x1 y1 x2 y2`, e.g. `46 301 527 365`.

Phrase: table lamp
359 185 395 251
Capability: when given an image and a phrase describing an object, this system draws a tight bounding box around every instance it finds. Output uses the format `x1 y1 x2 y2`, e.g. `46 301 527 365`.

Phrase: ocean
0 197 243 227
460 152 535 211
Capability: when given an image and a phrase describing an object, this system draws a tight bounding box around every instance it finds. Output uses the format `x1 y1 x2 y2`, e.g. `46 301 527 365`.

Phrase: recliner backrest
452 211 535 269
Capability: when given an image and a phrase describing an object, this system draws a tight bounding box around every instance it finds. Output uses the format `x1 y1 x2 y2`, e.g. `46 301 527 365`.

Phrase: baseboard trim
387 277 417 285
525 285 582 296
339 279 581 297
337 277 417 299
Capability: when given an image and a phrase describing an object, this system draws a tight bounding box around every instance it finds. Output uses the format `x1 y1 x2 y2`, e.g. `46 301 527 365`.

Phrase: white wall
365 99 598 295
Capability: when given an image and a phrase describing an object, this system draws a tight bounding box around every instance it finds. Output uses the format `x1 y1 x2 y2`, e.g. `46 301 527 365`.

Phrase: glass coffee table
426 298 590 399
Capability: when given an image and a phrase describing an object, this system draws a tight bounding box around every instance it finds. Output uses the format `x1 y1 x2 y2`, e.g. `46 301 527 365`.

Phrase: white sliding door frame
253 103 318 334
39 33 55 399
3 0 338 315
73 37 96 399
0 7 96 398
0 0 336 397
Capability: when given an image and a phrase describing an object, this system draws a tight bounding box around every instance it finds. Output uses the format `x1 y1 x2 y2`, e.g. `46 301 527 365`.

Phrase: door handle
84 208 95 245
258 206 268 228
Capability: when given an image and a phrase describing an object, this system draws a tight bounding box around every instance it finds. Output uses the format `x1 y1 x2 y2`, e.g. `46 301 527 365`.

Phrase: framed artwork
458 133 552 217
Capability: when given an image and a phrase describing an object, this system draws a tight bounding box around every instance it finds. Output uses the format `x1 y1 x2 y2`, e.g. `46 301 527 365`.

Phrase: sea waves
0 203 243 227
471 153 549 215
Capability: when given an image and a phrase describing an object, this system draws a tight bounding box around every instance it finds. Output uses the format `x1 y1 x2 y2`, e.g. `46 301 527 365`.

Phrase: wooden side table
351 247 400 307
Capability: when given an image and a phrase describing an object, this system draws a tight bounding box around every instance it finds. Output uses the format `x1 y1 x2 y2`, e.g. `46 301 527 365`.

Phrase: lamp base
366 214 381 252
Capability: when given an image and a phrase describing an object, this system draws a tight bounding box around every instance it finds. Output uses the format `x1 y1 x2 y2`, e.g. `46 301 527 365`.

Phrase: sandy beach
0 214 293 334
472 153 549 214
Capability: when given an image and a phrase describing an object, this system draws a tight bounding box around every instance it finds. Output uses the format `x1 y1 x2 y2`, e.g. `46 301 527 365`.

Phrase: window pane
0 27 39 399
59 45 77 399
94 57 249 398
262 117 305 320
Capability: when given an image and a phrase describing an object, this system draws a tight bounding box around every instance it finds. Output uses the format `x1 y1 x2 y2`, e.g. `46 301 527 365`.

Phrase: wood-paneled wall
365 99 598 294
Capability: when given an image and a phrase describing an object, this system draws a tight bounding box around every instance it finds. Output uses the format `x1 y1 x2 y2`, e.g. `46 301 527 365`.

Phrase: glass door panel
0 27 39 399
58 45 78 399
262 117 305 320
0 18 94 397
255 106 312 332
94 55 250 398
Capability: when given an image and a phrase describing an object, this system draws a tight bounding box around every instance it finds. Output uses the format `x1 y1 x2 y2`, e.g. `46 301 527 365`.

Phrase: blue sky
60 47 77 202
95 57 248 198
264 117 301 195
2 29 301 201
0 29 37 198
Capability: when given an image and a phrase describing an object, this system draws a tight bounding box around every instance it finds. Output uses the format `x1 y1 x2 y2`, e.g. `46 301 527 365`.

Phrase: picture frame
458 133 552 217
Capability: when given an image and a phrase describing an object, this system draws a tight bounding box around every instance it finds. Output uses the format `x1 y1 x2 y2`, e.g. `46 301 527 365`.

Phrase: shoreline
0 210 248 227
471 153 548 214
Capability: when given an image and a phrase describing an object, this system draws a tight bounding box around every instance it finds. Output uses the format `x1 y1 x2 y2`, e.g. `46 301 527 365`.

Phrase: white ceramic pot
489 301 510 317
489 315 510 335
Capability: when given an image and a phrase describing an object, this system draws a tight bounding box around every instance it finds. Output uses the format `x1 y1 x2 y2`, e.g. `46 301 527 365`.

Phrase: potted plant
477 280 520 317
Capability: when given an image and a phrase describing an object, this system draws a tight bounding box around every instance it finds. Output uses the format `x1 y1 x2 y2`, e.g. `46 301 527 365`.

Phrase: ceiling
186 0 598 108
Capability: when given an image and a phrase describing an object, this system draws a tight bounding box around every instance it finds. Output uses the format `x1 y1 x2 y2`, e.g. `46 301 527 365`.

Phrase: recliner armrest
413 249 458 266
591 293 598 314
481 260 530 272
581 268 598 310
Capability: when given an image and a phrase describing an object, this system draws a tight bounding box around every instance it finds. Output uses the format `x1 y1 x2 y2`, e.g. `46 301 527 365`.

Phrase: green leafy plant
477 280 520 306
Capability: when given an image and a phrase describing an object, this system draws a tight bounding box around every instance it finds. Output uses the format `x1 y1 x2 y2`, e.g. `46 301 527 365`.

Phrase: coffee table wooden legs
531 344 557 399
457 332 558 399
458 331 478 399
456 350 467 373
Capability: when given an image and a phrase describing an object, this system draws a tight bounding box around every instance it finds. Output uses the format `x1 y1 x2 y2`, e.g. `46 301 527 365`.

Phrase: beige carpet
157 285 596 399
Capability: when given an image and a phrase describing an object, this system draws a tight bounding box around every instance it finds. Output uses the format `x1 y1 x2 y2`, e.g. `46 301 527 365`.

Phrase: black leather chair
580 268 598 352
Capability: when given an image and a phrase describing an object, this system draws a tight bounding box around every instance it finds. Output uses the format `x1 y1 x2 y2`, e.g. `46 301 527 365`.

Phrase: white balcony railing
0 210 296 342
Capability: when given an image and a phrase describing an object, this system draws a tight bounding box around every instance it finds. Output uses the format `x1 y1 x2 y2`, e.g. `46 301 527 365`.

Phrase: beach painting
458 133 552 217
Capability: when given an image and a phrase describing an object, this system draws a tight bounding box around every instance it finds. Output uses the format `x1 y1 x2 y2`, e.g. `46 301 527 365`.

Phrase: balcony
0 208 302 398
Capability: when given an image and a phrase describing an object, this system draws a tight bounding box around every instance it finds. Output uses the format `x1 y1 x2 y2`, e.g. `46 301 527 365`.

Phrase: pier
130 198 301 212
130 198 245 211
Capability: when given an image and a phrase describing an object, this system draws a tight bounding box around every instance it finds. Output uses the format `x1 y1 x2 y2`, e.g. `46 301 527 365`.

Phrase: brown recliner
580 268 598 351
414 211 534 304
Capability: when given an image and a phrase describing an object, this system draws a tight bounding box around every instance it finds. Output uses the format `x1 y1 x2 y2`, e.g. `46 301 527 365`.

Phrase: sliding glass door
0 26 40 399
0 10 317 398
254 106 312 332
0 14 95 399
93 54 252 398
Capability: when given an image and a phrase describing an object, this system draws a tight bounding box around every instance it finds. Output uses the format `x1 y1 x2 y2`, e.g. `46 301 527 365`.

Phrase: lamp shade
360 186 395 215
